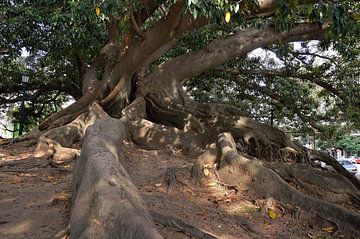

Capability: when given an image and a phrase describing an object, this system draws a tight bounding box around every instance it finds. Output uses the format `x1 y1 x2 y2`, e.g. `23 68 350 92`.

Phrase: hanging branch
130 0 145 38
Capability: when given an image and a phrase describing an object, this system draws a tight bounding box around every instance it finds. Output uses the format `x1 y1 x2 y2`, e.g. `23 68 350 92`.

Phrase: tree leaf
268 210 276 219
225 11 231 23
322 226 334 233
95 6 100 16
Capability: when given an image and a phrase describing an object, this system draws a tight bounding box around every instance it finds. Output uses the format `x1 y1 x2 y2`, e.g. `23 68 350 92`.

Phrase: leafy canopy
0 0 360 138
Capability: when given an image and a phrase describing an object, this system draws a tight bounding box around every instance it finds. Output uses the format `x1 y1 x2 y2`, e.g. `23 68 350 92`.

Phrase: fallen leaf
268 210 276 219
206 182 217 187
203 164 214 168
321 226 333 233
203 168 210 176
185 189 195 196
307 233 315 239
56 195 67 201
95 6 101 16
225 11 231 23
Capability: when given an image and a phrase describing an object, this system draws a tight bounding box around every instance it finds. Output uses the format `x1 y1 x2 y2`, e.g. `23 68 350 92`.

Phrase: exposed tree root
309 149 360 191
266 162 360 207
33 102 116 167
150 211 218 239
0 128 41 146
144 95 308 164
163 166 188 193
69 102 163 239
210 132 360 237
34 136 80 161
145 94 205 134
127 118 213 155
191 101 309 163
16 91 359 238
0 159 27 167
0 167 72 173
191 145 218 184
121 97 147 121
38 90 97 131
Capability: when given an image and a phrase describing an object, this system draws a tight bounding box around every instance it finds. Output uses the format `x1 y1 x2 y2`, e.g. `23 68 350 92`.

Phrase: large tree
1 0 360 238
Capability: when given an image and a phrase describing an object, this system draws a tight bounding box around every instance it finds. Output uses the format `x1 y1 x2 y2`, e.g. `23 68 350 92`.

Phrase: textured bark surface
213 132 360 237
70 104 162 239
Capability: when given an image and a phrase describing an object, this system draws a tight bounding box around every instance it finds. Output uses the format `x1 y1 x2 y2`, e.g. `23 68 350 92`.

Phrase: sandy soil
0 141 71 239
0 140 339 239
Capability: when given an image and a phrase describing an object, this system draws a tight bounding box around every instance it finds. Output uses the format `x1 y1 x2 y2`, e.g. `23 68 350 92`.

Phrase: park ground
0 140 351 239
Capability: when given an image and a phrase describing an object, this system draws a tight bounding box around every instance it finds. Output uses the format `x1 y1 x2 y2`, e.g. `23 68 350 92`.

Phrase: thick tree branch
290 50 338 64
148 23 327 93
129 0 145 38
100 0 185 107
0 82 81 102
222 67 342 98
105 16 120 44
120 0 162 48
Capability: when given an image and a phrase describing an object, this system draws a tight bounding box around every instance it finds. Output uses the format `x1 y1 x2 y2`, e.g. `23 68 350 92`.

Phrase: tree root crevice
150 211 218 239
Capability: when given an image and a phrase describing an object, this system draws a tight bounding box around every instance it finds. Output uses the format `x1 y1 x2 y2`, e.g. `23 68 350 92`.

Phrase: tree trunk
30 19 360 238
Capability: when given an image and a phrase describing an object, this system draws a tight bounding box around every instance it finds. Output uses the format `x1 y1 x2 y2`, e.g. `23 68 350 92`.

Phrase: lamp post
18 73 29 136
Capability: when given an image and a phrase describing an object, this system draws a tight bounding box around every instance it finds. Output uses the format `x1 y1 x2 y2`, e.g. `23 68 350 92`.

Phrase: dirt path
0 142 71 239
0 141 338 239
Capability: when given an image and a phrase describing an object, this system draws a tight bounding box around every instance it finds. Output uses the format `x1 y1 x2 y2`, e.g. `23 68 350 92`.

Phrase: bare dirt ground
0 141 71 239
0 140 340 239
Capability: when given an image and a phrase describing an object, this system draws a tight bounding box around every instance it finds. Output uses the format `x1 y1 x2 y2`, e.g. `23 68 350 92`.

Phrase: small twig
0 168 44 173
164 167 187 193
213 170 221 181
0 160 26 168
130 0 145 38
150 211 218 239
54 224 70 239
159 5 167 15
212 180 239 193
50 156 77 166
0 167 72 173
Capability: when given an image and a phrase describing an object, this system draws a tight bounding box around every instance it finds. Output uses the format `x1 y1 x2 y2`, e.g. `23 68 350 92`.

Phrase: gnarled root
0 128 41 146
34 102 112 162
34 136 80 165
309 149 360 191
266 162 360 208
191 144 218 184
202 132 360 237
70 102 162 239
192 102 309 164
145 94 205 134
127 118 214 155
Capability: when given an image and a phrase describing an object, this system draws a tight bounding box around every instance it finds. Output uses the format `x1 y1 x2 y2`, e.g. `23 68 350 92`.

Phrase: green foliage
336 135 360 153
4 93 69 136
1 0 360 138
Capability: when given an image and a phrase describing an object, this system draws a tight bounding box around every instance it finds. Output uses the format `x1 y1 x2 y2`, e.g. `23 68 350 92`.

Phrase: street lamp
18 72 29 136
